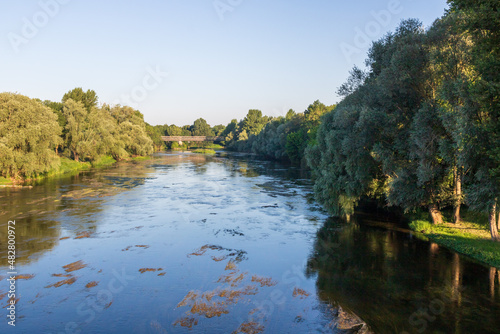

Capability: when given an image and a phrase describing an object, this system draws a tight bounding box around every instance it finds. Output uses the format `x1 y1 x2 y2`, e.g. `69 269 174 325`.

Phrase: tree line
0 88 153 180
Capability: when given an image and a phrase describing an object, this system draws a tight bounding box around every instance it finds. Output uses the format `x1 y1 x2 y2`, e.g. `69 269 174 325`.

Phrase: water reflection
0 160 156 265
307 215 500 333
1 152 499 334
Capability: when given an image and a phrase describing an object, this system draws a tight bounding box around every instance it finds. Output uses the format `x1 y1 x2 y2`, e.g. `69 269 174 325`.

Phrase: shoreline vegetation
409 210 500 269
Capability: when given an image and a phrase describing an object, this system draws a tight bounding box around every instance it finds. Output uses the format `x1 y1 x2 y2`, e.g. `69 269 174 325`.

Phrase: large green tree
62 88 98 112
190 118 214 136
447 0 500 240
0 93 61 179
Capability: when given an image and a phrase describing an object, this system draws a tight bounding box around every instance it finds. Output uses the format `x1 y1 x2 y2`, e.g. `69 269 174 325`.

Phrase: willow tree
62 88 98 112
0 93 61 179
109 105 153 157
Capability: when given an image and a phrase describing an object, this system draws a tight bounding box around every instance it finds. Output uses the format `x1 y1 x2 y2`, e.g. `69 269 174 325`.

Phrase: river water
0 152 499 333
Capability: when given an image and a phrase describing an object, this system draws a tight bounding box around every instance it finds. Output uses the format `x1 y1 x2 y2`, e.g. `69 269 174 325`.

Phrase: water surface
0 152 499 333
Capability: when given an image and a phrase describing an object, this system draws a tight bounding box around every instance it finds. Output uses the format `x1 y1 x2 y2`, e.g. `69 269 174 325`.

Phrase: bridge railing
161 136 224 142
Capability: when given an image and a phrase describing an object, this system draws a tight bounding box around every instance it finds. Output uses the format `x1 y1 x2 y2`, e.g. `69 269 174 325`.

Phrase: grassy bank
91 155 116 168
192 149 216 155
409 210 500 269
0 155 119 187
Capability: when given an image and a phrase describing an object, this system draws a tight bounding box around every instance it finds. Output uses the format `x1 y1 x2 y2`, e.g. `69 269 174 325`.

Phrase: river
0 152 499 333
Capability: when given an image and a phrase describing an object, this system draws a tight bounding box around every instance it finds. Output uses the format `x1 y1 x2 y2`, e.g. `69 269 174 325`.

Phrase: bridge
161 136 224 145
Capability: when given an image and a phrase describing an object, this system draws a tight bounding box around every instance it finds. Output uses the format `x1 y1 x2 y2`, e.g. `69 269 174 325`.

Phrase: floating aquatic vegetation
177 291 199 308
122 245 150 251
138 268 163 274
63 260 86 273
157 272 166 277
74 231 92 239
190 300 229 318
225 260 237 271
59 237 70 240
232 321 265 334
85 281 99 288
188 244 247 262
52 273 72 278
251 275 277 287
61 185 120 200
292 287 310 299
217 285 258 303
46 277 77 288
14 274 35 280
173 317 198 329
217 272 248 286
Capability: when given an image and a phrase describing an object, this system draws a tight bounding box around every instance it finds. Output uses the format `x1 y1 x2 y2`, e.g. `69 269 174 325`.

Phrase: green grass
192 149 216 155
409 210 500 269
0 176 13 185
201 143 224 149
57 157 92 174
91 155 116 168
130 156 151 161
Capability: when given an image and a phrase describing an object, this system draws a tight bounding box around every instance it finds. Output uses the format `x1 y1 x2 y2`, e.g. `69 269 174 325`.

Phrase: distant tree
109 106 153 157
43 100 66 152
304 100 333 128
165 124 183 136
212 124 225 136
146 124 166 151
62 88 98 111
238 129 249 141
0 93 61 179
181 125 192 136
222 119 238 140
191 118 214 136
63 99 98 162
241 110 269 136
285 109 296 121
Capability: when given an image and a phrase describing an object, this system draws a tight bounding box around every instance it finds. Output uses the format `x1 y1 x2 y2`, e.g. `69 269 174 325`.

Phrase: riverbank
409 211 500 269
0 155 151 187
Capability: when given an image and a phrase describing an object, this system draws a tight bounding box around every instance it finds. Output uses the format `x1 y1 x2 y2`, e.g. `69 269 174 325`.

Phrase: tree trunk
73 151 79 162
429 204 443 225
453 167 462 224
489 202 499 241
490 267 497 299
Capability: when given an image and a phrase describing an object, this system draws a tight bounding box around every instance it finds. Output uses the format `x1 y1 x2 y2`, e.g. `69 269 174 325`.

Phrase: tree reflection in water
307 215 500 333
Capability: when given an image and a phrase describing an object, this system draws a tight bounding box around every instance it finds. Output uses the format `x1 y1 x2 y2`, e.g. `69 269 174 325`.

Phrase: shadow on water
307 214 500 334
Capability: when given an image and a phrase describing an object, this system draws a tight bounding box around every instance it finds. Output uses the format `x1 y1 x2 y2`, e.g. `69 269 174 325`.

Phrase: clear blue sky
0 0 448 127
